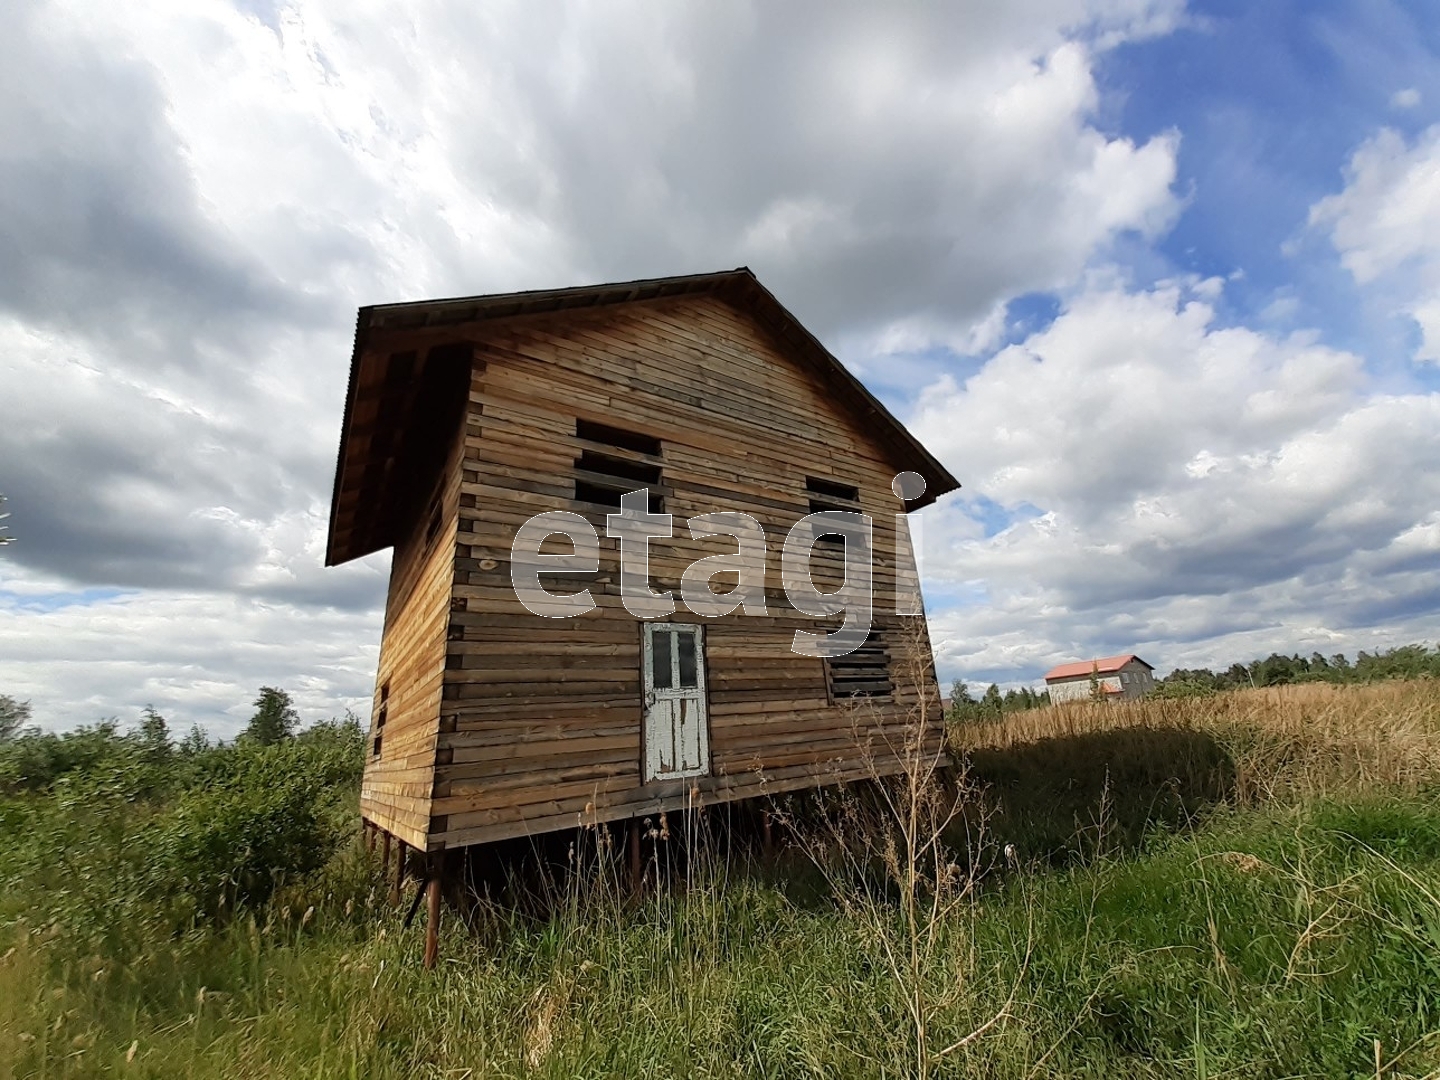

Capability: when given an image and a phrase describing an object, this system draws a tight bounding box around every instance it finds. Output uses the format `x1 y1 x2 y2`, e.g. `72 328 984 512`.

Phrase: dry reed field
960 680 1440 801
961 681 1440 783
953 680 1440 874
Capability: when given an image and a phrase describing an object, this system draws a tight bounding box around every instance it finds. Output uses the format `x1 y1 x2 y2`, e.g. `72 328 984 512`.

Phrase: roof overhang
326 267 961 566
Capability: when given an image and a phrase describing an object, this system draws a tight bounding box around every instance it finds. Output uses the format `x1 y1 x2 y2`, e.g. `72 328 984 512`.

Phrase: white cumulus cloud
912 277 1440 685
1310 124 1440 363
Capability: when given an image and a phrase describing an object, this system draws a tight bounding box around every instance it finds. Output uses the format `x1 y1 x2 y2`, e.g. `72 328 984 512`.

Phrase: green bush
146 727 365 918
1150 678 1217 700
150 768 327 917
0 712 366 940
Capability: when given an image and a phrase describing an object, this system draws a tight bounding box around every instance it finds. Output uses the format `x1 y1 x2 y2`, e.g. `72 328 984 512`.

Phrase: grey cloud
0 0 1181 613
0 0 321 357
421 1 1179 339
0 347 375 608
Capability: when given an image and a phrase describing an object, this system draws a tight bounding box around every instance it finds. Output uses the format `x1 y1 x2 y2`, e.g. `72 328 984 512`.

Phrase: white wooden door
642 623 710 782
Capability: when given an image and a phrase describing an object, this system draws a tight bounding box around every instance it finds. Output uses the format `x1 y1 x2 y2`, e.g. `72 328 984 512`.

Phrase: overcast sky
3 0 1438 734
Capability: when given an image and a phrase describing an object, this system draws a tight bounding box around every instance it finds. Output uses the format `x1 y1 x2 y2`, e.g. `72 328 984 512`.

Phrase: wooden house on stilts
325 268 960 964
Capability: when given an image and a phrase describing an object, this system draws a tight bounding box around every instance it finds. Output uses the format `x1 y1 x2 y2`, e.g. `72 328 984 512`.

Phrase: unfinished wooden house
325 268 959 957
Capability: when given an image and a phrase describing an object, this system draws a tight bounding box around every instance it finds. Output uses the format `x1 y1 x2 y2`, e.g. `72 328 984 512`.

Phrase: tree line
947 641 1440 721
946 681 1051 723
0 686 340 794
1158 643 1440 695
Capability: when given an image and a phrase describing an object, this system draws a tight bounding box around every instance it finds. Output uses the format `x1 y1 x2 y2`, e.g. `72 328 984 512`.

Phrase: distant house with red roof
1043 654 1155 703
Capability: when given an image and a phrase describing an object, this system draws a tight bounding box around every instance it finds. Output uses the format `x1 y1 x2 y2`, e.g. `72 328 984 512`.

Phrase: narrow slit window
372 682 390 758
806 476 860 504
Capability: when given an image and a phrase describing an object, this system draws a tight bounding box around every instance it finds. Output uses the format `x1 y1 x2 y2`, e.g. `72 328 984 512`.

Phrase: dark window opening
805 477 864 548
577 419 661 457
825 631 893 700
806 476 860 503
372 682 390 758
574 421 664 512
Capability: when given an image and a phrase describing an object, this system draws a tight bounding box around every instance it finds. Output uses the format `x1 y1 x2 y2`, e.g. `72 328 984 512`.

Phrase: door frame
640 621 711 783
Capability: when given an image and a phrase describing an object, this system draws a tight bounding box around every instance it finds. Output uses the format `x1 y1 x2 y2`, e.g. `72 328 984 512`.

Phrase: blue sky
1 0 1437 731
1107 1 1439 365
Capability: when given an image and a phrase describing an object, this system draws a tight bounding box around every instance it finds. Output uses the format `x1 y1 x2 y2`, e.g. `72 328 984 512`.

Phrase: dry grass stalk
776 616 1029 1079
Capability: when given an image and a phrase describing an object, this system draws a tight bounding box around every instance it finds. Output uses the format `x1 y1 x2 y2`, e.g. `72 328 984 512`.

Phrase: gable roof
1042 654 1153 682
326 267 961 566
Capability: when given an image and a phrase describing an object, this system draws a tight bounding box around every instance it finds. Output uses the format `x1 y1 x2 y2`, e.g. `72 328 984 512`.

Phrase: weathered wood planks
356 290 948 853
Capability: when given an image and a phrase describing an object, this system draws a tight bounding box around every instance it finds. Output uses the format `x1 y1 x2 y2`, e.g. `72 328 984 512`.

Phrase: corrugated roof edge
1042 654 1155 682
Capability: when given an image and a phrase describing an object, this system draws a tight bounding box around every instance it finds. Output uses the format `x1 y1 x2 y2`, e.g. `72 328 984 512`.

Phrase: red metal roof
1042 654 1152 682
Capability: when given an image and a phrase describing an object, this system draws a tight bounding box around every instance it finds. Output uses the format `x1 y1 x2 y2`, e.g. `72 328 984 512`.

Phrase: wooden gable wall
359 292 945 851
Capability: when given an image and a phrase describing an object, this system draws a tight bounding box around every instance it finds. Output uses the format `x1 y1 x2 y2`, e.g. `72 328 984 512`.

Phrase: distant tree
178 724 211 756
946 676 1047 723
1157 643 1440 693
138 705 171 762
244 687 298 746
0 494 13 547
1088 662 1104 702
981 683 1004 716
1224 663 1252 690
0 694 31 741
1003 687 1040 712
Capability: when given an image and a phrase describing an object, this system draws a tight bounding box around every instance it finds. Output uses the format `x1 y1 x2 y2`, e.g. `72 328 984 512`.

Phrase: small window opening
806 476 860 503
825 631 893 700
574 420 664 512
805 476 863 547
577 419 661 457
371 682 389 758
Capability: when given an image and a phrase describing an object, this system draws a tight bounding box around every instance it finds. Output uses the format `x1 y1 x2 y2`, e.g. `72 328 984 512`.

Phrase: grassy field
2 681 1439 1078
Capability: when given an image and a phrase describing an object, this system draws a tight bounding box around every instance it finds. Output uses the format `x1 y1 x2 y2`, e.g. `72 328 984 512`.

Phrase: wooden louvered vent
825 630 893 700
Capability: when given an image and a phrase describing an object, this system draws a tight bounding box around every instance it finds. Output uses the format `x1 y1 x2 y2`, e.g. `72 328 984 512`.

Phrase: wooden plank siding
358 293 946 852
357 383 466 850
